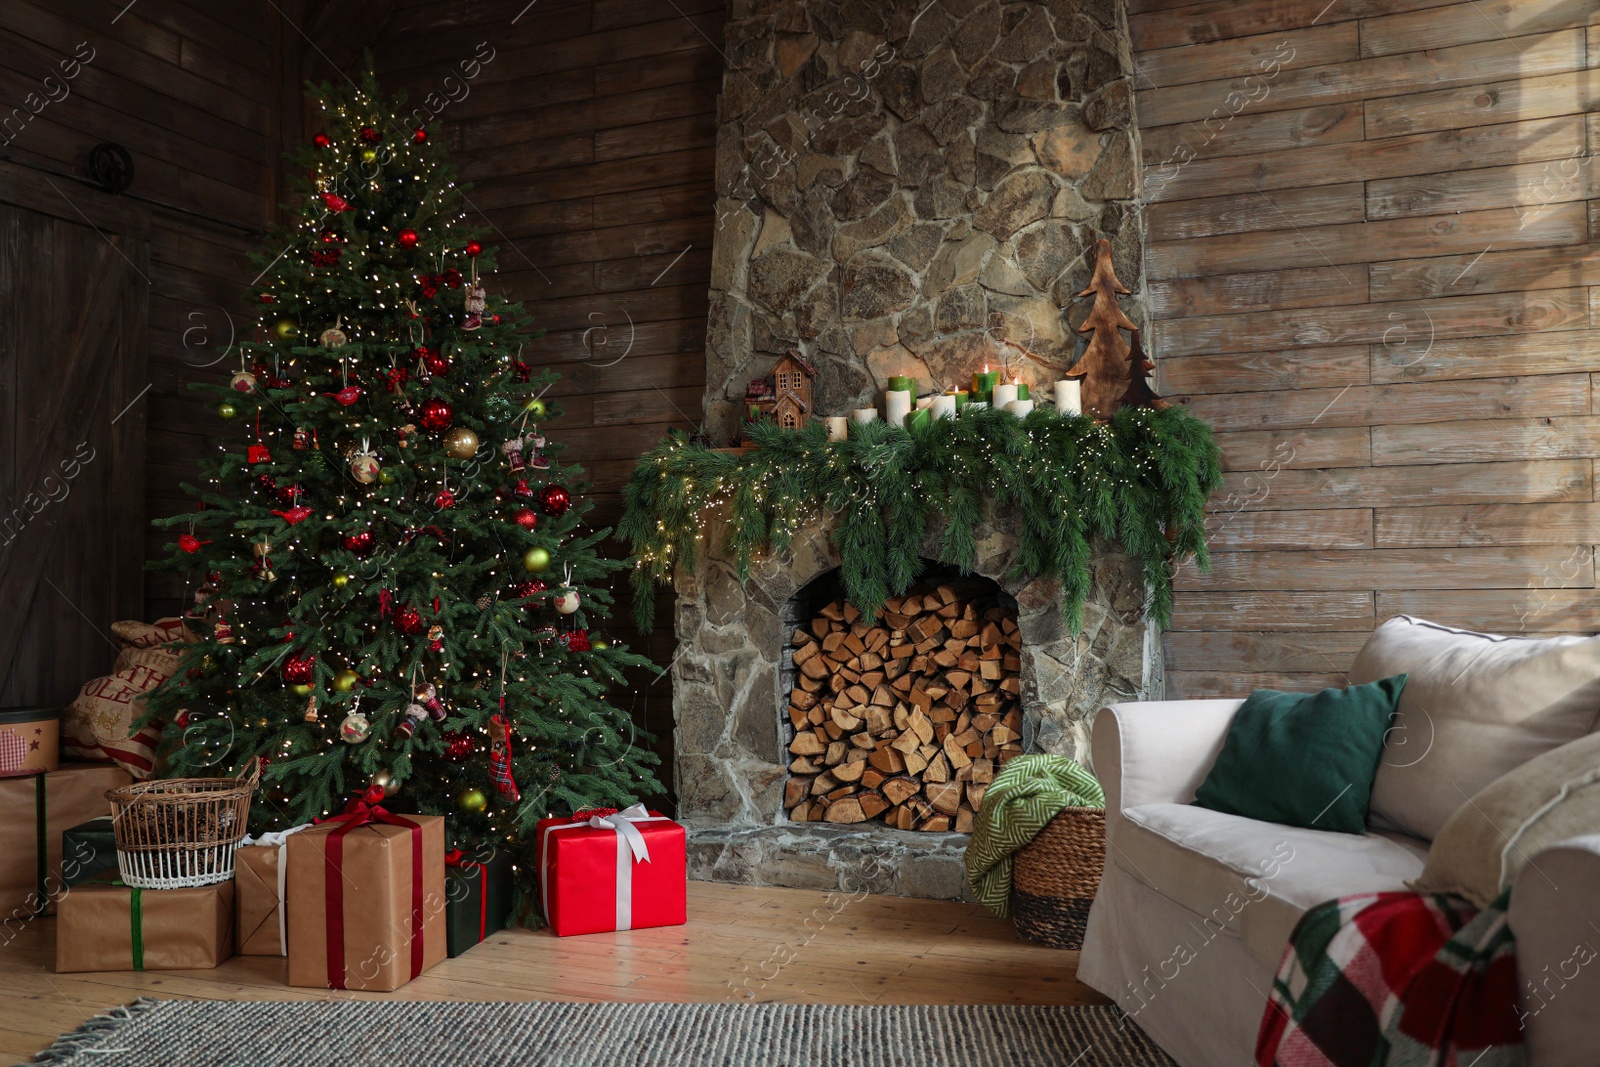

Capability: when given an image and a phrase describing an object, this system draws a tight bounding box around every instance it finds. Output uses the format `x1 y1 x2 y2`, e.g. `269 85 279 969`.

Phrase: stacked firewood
783 582 1023 832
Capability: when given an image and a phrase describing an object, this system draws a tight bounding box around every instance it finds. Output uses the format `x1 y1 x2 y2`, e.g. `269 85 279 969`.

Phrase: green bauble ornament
291 683 311 696
332 573 350 589
591 639 610 651
378 468 396 485
333 669 360 692
273 318 299 340
522 397 547 418
458 787 488 813
522 546 551 573
360 148 378 164
217 402 238 420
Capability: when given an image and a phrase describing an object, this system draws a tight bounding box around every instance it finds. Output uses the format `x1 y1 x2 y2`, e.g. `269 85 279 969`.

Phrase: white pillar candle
930 395 957 419
1054 379 1082 415
965 401 989 411
993 382 1019 409
824 416 849 441
885 389 912 427
1005 399 1034 418
915 395 935 410
851 407 879 424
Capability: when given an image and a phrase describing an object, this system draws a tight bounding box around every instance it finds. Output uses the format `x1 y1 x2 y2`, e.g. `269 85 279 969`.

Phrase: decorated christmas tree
143 69 659 898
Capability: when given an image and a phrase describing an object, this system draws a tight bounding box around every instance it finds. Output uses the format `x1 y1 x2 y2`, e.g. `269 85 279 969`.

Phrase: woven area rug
33 998 1175 1066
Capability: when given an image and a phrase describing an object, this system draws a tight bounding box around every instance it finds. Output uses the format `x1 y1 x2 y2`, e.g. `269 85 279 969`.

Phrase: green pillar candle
887 375 916 393
948 388 970 409
907 407 932 430
970 366 1000 403
1015 383 1030 400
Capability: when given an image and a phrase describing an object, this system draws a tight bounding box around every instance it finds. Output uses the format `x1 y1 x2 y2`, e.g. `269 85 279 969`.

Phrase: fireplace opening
780 561 1023 832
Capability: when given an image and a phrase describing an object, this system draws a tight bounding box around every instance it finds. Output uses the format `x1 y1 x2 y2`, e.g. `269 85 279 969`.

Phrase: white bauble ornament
340 711 371 743
553 588 581 615
350 439 380 485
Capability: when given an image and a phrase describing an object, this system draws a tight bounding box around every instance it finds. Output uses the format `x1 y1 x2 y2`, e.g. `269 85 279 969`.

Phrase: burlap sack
62 617 196 778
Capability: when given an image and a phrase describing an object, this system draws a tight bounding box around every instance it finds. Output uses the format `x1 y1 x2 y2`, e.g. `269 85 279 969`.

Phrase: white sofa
1078 698 1600 1067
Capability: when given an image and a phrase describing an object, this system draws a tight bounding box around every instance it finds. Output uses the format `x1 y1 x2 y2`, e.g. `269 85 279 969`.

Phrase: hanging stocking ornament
500 433 525 472
394 702 428 740
462 258 487 330
415 681 447 720
527 433 550 471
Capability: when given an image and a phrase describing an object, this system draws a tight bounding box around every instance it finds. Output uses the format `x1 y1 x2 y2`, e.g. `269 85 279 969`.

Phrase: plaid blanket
1256 889 1524 1067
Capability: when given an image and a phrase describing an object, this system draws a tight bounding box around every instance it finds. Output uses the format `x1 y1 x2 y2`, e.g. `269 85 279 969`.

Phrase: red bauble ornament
491 314 502 325
398 229 419 248
359 126 380 143
259 293 275 304
320 227 341 244
435 489 455 509
282 653 316 685
537 484 572 517
321 192 351 212
513 508 538 530
257 474 277 492
313 134 331 148
394 605 426 636
464 241 482 257
275 483 302 506
342 530 376 557
418 399 453 432
413 127 428 143
442 730 472 763
514 579 547 601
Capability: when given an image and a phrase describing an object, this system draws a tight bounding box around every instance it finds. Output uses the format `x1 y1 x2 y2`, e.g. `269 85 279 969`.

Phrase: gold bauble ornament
292 683 312 696
443 427 480 459
217 402 238 420
522 546 552 573
333 669 360 692
458 787 488 813
370 769 399 797
273 318 299 340
360 148 378 164
332 573 350 589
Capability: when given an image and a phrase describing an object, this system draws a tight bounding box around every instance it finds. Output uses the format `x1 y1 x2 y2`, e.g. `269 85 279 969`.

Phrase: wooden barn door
0 202 149 707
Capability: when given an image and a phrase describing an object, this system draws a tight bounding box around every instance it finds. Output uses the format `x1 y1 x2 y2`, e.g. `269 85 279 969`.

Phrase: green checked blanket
965 753 1103 917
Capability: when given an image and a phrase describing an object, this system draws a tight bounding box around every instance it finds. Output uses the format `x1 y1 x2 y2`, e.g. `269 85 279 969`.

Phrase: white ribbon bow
587 803 653 864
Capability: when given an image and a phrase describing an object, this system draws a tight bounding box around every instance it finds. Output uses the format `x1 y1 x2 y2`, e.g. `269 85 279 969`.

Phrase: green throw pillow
1193 676 1407 834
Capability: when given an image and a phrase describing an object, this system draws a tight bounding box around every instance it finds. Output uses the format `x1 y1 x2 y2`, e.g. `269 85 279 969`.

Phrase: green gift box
445 847 513 957
61 816 119 890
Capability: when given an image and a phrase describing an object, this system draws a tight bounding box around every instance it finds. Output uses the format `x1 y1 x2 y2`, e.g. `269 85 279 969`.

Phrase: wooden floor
0 881 1108 1062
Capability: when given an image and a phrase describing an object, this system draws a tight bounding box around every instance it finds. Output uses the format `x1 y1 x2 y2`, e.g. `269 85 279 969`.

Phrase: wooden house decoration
744 351 816 430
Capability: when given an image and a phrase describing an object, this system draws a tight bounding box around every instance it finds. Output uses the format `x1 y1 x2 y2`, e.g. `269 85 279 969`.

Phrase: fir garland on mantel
619 404 1222 633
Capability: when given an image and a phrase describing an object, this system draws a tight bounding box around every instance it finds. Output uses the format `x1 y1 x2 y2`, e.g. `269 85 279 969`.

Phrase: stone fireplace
673 517 1157 898
675 0 1153 899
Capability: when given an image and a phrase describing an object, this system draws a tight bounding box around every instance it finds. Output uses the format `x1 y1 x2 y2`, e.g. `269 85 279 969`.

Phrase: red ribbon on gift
319 786 424 989
445 848 488 941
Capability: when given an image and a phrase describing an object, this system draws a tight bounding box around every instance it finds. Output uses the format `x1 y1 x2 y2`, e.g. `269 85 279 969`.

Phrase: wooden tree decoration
1118 328 1168 410
1067 238 1136 421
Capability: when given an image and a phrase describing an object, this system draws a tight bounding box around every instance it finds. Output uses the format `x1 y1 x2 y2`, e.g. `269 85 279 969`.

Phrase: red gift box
535 804 686 937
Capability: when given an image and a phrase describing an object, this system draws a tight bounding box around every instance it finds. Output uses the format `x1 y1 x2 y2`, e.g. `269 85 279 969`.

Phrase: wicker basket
105 758 260 889
1011 806 1106 949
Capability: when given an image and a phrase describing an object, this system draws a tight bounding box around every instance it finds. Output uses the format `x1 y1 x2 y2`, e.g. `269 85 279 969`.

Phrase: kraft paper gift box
445 846 514 957
235 824 311 956
55 877 234 972
534 805 687 937
286 792 446 991
0 764 130 921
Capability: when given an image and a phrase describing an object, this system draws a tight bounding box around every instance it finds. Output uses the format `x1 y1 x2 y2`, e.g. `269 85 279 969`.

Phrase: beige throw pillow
1348 616 1600 841
1412 732 1600 906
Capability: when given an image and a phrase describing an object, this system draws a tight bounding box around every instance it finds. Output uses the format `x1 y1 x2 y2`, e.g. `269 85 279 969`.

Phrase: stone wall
703 0 1145 442
672 514 1158 898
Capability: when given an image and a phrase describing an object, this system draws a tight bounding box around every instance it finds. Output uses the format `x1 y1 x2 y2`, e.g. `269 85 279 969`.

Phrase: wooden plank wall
365 0 725 792
0 1 280 623
1129 0 1600 698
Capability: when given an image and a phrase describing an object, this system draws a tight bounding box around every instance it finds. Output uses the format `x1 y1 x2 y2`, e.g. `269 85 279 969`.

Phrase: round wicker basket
1011 806 1106 949
105 758 260 889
